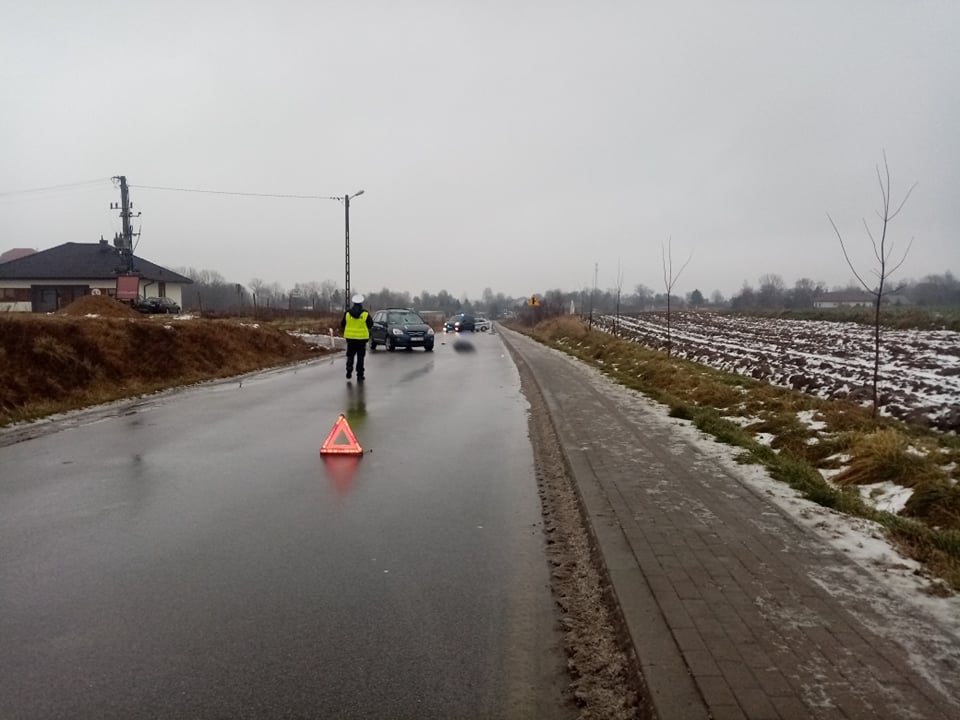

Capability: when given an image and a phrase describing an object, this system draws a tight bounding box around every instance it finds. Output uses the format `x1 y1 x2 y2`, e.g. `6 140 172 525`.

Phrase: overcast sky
2 0 958 300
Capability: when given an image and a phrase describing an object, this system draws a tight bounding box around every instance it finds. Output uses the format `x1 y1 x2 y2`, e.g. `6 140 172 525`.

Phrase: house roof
817 290 873 303
0 242 193 284
0 248 38 263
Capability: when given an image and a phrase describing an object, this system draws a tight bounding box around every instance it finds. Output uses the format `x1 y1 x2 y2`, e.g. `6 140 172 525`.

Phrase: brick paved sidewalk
503 329 960 720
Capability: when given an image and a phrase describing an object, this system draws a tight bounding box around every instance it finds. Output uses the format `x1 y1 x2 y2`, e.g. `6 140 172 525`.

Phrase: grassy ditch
0 297 331 427
513 316 960 592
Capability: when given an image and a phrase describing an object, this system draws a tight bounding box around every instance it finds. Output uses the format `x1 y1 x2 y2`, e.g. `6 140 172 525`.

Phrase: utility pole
110 175 140 273
344 193 351 310
588 261 598 330
332 189 364 310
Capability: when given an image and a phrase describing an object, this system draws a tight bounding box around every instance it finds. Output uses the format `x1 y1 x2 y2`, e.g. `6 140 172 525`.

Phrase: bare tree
788 278 824 309
828 151 916 418
634 284 654 310
249 278 266 311
757 273 786 308
661 237 692 357
319 279 340 312
268 282 287 309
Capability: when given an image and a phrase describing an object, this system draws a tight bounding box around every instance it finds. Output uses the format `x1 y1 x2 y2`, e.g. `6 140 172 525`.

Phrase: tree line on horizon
173 266 960 317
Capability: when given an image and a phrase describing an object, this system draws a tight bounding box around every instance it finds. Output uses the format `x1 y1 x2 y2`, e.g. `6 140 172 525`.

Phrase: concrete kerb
500 328 710 720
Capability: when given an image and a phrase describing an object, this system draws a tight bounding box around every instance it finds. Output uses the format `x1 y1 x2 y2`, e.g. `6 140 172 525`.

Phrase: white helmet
351 294 364 304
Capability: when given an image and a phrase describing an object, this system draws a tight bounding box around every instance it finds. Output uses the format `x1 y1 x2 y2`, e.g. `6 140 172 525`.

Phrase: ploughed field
598 312 960 432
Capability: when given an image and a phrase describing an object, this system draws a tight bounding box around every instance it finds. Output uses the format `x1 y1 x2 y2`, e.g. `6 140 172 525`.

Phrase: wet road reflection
322 455 362 496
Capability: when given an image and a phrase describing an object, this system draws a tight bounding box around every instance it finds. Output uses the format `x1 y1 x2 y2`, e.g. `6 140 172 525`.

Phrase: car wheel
424 343 434 352
387 337 396 352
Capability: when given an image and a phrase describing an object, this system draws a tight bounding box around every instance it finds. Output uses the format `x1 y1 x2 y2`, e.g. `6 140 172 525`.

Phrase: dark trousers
345 339 367 378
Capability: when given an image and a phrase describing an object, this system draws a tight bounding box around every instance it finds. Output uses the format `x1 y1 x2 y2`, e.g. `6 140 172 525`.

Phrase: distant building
0 239 192 312
0 247 38 264
813 290 874 309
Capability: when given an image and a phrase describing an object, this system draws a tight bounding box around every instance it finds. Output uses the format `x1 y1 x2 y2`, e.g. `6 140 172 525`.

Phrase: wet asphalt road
0 331 567 719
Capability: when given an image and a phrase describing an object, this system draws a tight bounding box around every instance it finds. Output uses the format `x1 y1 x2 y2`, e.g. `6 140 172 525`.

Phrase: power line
0 179 335 201
0 178 110 198
131 184 330 200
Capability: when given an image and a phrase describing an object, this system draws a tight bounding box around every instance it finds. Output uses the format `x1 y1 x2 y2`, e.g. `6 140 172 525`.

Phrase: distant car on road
474 317 491 332
444 313 476 332
134 296 181 314
370 308 435 351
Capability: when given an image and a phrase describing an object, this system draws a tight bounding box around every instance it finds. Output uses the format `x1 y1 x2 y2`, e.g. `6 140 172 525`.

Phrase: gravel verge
505 339 655 720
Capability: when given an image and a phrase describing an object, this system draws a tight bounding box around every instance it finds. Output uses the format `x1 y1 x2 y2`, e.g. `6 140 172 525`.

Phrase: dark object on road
452 339 475 352
341 294 373 380
444 313 476 332
370 308 435 352
133 296 181 314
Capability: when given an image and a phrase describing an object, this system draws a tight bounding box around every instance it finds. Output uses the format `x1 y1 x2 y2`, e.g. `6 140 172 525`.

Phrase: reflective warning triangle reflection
320 414 363 455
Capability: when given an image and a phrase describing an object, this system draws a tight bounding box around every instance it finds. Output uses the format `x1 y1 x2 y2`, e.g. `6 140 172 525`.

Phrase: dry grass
832 430 949 487
0 312 330 426
512 316 960 590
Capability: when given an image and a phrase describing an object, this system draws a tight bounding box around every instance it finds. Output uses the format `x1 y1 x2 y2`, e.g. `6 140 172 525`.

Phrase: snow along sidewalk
502 327 960 720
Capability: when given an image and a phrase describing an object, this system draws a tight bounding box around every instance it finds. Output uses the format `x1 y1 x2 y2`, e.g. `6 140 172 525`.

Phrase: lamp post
328 190 365 310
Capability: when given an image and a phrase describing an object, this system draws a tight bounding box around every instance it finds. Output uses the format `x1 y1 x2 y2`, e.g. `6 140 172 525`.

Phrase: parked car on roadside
474 316 491 331
444 313 476 332
370 308 435 351
133 296 181 314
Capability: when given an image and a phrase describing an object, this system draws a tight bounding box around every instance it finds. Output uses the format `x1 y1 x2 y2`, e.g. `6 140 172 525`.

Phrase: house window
0 288 31 301
158 281 166 297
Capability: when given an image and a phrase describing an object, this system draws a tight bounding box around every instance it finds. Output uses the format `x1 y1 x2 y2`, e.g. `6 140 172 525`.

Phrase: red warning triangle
320 414 363 455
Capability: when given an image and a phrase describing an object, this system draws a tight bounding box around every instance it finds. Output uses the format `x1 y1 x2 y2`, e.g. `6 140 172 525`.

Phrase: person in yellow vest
339 294 373 382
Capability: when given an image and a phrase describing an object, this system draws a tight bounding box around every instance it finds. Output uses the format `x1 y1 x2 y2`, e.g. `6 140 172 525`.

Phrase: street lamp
328 189 365 310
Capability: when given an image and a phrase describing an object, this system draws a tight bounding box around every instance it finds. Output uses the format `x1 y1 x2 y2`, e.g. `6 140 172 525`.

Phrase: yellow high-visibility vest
343 311 370 340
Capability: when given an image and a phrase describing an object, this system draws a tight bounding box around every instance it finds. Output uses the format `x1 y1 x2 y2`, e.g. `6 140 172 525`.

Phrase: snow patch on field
797 409 827 431
600 312 960 432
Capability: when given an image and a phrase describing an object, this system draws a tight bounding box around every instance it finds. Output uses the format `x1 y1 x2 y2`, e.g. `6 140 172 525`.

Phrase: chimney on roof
99 235 109 252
